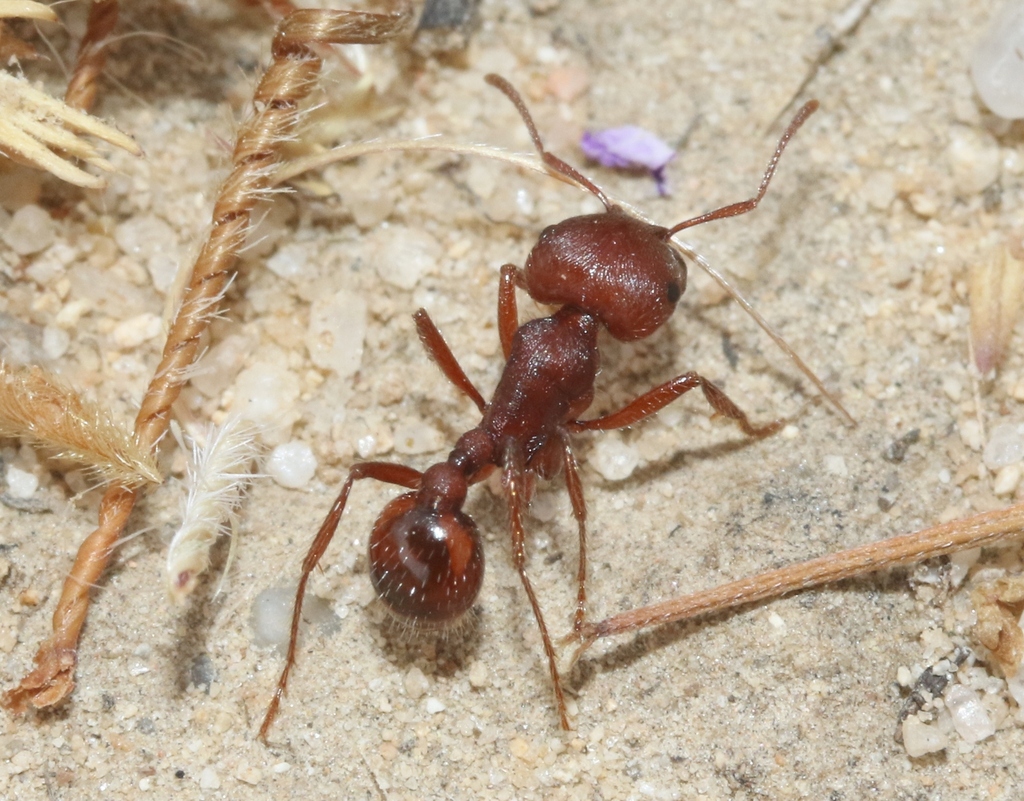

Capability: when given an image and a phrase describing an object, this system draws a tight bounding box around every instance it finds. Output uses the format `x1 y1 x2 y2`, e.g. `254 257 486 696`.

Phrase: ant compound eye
666 280 681 305
368 494 484 625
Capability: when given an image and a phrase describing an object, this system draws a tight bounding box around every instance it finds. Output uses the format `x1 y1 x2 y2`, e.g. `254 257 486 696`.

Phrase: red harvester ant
259 74 835 739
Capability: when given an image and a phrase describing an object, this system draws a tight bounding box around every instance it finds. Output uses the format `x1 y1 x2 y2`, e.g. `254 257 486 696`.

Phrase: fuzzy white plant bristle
167 417 262 603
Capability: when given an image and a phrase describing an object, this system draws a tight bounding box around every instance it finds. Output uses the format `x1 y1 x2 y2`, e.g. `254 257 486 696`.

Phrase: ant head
485 74 685 341
368 492 484 625
523 207 686 341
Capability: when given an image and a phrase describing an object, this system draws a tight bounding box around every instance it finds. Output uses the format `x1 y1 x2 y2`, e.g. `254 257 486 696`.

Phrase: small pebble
983 423 1024 468
941 376 962 403
235 764 262 785
993 462 1022 495
191 335 251 398
199 766 221 790
5 465 38 498
971 0 1024 119
960 419 984 452
945 684 995 743
1006 658 1024 707
250 587 295 649
393 422 445 455
266 242 310 282
111 313 162 349
113 215 180 292
948 548 981 587
190 654 217 691
590 435 640 481
266 441 317 489
405 666 429 700
307 291 367 378
468 660 488 688
250 586 335 650
425 697 446 714
42 325 70 359
3 204 55 255
823 455 848 477
367 225 440 290
902 715 948 757
233 362 300 430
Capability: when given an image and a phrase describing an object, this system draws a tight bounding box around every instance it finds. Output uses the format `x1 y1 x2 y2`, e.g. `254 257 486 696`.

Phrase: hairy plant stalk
64 0 120 111
0 363 160 487
3 4 412 714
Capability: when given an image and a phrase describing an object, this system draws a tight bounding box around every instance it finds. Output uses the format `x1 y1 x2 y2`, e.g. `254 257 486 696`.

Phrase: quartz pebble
233 362 300 432
983 423 1024 468
42 325 70 359
250 587 295 649
307 290 367 378
393 421 445 455
590 435 640 481
367 225 440 290
5 465 38 498
266 441 317 488
250 586 335 650
112 313 162 349
901 716 948 757
192 335 252 397
113 214 181 292
266 242 310 282
3 204 55 255
970 1 1024 119
425 697 446 714
199 766 221 790
405 666 429 699
945 684 995 743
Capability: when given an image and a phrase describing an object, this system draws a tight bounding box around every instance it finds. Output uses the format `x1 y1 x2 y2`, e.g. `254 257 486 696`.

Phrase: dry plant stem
577 501 1024 649
65 0 119 111
2 5 412 714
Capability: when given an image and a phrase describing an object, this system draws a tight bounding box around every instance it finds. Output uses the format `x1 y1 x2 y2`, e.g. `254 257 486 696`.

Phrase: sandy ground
2 0 1024 798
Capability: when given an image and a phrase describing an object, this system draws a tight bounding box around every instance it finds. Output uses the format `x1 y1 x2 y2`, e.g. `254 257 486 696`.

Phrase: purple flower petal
580 126 675 195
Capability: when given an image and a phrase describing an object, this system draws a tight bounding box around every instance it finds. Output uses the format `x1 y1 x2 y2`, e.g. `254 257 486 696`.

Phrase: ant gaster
259 74 823 739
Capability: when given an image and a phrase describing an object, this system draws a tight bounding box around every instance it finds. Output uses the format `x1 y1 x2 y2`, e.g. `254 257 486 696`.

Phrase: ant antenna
664 100 819 237
485 73 615 210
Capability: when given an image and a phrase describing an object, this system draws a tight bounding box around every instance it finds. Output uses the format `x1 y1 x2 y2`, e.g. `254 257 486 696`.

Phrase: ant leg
503 443 572 730
558 431 589 632
484 74 614 210
258 461 422 742
498 265 520 360
568 372 782 439
664 101 818 237
413 309 486 413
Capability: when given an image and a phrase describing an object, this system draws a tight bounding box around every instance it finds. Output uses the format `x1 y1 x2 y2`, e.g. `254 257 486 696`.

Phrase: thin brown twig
2 4 413 715
575 501 1024 653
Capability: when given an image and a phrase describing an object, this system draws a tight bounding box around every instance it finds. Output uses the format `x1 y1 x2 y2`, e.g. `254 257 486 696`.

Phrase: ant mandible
259 74 822 739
